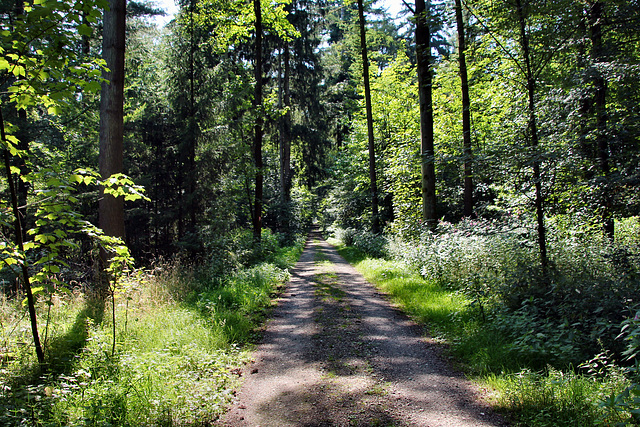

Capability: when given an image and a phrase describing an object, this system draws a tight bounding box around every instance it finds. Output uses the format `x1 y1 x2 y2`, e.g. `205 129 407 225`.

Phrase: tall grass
0 233 305 426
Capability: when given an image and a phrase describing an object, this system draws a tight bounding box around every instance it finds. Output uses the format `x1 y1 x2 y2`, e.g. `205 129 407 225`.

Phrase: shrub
384 217 640 367
335 227 387 259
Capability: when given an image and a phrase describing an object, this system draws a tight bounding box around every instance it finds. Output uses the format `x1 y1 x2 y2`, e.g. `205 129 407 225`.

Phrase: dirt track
220 233 507 426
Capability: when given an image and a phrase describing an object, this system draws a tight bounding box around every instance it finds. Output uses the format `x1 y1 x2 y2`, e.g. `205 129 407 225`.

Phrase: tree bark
589 1 613 239
13 0 29 241
455 0 474 218
187 0 197 234
99 0 126 270
279 43 292 203
515 0 548 274
252 0 264 244
415 0 437 230
357 0 380 234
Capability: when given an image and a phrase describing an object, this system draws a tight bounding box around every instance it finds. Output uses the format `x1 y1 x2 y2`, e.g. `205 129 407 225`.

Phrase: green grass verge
0 238 305 426
330 239 632 427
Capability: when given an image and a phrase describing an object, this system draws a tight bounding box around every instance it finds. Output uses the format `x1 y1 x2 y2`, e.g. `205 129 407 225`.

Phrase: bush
0 232 302 426
386 219 537 297
263 187 315 243
384 217 640 367
203 228 289 282
334 227 387 259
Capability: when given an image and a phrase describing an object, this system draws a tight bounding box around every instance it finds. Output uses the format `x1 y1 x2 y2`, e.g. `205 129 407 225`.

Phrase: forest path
219 231 506 426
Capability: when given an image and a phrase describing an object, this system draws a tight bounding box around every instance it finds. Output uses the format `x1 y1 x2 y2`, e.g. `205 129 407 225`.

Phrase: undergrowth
329 217 640 426
0 231 305 426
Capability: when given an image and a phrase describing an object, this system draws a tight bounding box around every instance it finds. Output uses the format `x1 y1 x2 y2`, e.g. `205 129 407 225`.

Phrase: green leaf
77 24 92 37
84 80 101 93
12 65 25 77
47 105 63 115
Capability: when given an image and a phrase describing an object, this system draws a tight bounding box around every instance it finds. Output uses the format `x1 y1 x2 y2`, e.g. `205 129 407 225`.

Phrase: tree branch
402 0 415 15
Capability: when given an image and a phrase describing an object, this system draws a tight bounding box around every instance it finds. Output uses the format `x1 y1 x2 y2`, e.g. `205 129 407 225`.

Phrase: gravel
219 233 508 426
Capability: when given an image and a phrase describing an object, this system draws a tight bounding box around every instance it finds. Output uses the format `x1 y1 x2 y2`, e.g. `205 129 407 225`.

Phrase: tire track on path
220 232 506 426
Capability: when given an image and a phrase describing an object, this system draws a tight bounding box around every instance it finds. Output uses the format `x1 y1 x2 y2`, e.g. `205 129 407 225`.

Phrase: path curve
220 232 507 426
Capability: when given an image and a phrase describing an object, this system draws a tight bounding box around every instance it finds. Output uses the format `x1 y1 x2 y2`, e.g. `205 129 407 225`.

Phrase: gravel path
220 233 507 426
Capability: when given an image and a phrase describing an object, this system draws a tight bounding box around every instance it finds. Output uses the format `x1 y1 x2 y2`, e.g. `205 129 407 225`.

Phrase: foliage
0 166 147 282
332 227 387 259
598 307 640 425
490 368 628 427
0 233 302 425
334 231 638 425
0 0 107 113
382 217 640 367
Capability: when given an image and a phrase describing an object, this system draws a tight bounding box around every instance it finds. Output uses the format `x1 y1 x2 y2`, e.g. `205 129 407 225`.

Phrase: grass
485 368 629 427
329 238 633 426
0 237 305 426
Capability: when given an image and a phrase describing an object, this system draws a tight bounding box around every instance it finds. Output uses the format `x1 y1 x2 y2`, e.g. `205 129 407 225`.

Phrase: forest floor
219 231 508 426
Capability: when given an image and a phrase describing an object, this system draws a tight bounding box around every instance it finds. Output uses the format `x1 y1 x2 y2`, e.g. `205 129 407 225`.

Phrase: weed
489 368 629 426
0 234 304 426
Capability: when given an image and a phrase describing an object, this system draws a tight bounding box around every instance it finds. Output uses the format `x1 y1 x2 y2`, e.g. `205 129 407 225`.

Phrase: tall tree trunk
357 0 380 234
515 0 548 274
99 0 126 273
415 0 437 230
589 1 613 239
187 0 197 235
455 0 473 218
0 109 44 364
13 0 29 241
252 0 264 244
279 43 292 203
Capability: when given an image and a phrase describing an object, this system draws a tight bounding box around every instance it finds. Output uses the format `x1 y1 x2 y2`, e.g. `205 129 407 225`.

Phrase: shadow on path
220 233 507 426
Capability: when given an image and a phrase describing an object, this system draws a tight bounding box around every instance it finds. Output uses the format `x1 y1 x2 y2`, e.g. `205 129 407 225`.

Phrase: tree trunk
455 0 473 218
589 1 613 239
13 0 29 241
357 0 380 234
415 0 437 230
253 0 264 244
187 0 197 235
99 0 126 271
279 43 292 203
515 0 548 274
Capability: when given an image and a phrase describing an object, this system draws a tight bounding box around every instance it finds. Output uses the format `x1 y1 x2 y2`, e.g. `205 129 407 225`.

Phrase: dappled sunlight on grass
334 251 469 336
332 233 638 426
0 237 305 426
358 258 465 327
